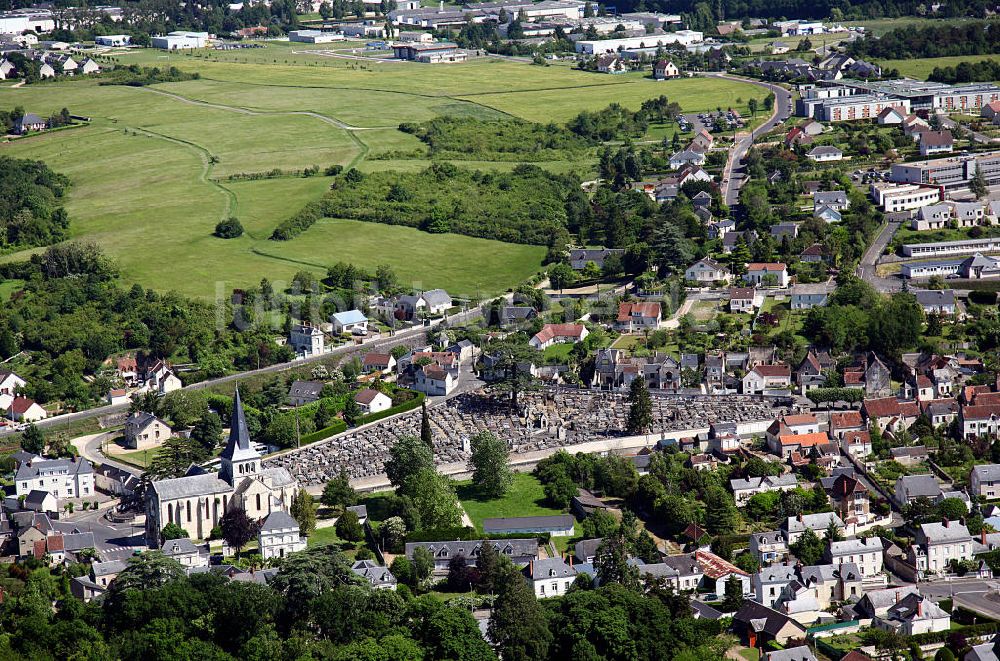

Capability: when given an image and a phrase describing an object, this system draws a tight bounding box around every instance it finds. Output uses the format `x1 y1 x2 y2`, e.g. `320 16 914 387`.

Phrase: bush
214 216 244 239
806 387 865 404
299 419 348 445
969 290 998 305
357 392 425 426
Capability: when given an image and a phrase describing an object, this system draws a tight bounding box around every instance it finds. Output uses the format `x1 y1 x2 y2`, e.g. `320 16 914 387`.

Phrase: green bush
299 419 348 445
806 387 865 404
357 392 425 426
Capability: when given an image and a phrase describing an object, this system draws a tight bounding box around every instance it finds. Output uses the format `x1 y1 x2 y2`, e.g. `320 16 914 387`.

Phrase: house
79 57 100 74
653 59 679 79
414 364 456 396
814 191 850 211
288 380 324 406
743 364 792 394
94 464 140 497
731 474 798 505
766 647 817 661
15 455 94 501
729 287 763 313
685 257 730 284
354 388 392 414
782 512 844 545
351 559 397 589
258 510 306 560
0 369 25 397
841 431 873 459
750 530 789 565
395 289 451 319
914 289 956 316
983 99 1000 121
525 557 576 597
876 592 950 635
569 248 625 270
161 537 210 570
733 600 807 649
800 243 827 264
828 471 872 524
38 63 55 79
814 205 842 224
289 323 325 356
123 412 172 450
806 146 843 162
14 112 47 134
495 306 538 327
766 413 820 439
914 520 974 576
330 309 368 335
693 549 751 595
919 130 954 156
824 537 883 576
785 127 813 148
595 53 627 74
669 148 706 169
895 474 942 506
877 106 908 125
7 396 46 422
790 282 831 310
745 263 789 288
769 432 828 459
145 389 298 542
970 464 1000 499
770 222 800 240
405 539 538 571
483 515 575 537
529 323 588 350
616 301 661 332
362 352 396 374
770 41 790 54
795 351 828 393
23 489 57 513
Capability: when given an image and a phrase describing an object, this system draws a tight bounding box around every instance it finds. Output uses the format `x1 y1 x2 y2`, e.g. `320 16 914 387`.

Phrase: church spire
219 385 260 484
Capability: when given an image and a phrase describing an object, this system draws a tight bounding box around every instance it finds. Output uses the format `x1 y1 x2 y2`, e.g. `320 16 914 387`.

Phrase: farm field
1 51 763 299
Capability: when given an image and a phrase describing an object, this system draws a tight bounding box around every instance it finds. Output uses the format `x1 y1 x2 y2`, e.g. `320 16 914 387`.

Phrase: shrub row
357 391 425 426
299 419 349 445
806 387 865 404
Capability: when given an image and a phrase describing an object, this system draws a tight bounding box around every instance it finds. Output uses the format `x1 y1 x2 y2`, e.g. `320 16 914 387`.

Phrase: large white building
258 510 306 559
145 389 297 543
15 455 94 502
151 31 209 49
871 182 943 213
575 30 703 54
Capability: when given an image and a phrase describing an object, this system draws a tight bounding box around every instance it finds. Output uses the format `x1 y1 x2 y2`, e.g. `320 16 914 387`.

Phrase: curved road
703 74 793 207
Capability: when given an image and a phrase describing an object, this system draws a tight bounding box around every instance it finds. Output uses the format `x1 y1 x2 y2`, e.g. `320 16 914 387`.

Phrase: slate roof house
733 600 807 649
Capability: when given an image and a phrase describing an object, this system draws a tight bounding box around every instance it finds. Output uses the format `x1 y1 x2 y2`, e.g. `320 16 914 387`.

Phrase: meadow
0 47 765 298
879 54 1000 80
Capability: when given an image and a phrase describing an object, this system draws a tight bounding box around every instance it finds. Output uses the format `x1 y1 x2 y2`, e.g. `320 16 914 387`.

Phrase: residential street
856 220 903 292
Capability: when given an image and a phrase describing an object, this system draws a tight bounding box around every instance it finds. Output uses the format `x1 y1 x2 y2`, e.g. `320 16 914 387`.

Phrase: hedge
909 621 999 645
299 419 348 445
357 392 425 426
406 527 552 544
806 387 865 404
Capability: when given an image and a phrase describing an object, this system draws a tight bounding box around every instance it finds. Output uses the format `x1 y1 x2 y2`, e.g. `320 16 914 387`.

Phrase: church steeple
219 386 261 485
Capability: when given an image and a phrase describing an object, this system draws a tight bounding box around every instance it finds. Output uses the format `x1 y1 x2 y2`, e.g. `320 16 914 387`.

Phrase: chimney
960 517 966 527
983 530 988 545
798 513 804 523
943 517 949 528
917 598 923 617
529 560 534 576
895 590 901 603
569 555 573 568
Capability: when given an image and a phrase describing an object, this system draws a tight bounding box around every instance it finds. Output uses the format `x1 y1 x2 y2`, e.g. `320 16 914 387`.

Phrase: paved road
856 220 903 292
56 504 147 559
0 304 487 440
704 75 793 207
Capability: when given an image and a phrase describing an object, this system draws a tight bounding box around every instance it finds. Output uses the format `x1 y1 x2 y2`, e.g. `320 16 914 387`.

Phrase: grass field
880 55 1000 80
0 279 24 302
457 473 567 531
0 51 764 298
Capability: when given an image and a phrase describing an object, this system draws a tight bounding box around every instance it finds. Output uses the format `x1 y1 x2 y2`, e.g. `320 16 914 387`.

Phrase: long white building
870 182 943 213
15 455 95 501
901 236 1000 258
575 30 703 53
890 151 1000 191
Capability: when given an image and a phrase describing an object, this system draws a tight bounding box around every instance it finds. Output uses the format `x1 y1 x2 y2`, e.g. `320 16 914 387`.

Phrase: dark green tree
321 467 357 510
335 509 365 542
420 402 433 447
625 377 653 435
290 488 317 536
220 508 258 556
190 411 223 455
470 431 514 498
721 574 745 611
789 527 825 565
594 528 640 590
488 565 553 660
385 435 435 496
160 522 189 540
20 423 45 455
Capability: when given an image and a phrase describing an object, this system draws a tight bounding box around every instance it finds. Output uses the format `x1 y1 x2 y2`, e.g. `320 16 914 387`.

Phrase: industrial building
870 183 943 213
575 30 703 54
890 150 1000 191
151 31 209 49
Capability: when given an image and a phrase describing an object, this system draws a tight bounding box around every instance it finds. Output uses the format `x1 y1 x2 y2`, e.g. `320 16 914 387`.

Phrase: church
145 388 298 544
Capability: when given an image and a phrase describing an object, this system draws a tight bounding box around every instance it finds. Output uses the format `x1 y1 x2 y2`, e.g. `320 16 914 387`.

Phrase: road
0 304 487 439
56 504 147 560
856 220 903 292
704 74 793 207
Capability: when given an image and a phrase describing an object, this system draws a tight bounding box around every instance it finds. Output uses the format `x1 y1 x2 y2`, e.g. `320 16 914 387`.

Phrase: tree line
847 21 1000 60
0 157 71 253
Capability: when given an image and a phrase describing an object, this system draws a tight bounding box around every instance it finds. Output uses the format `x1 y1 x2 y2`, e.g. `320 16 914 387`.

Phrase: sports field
0 48 765 298
879 55 1000 80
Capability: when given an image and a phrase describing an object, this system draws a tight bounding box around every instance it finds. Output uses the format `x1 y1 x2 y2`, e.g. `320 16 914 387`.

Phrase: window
551 582 558 593
256 494 261 511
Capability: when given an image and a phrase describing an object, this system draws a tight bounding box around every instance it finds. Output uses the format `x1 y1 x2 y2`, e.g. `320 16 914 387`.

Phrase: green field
1 50 764 299
457 473 568 531
880 54 1000 80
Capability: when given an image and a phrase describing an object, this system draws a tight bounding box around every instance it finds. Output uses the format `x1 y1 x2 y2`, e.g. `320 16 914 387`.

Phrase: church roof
220 387 259 464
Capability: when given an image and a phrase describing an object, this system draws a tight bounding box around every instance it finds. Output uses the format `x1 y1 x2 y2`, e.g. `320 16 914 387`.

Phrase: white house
653 59 679 79
729 287 763 313
123 411 172 450
413 364 456 396
971 464 1000 499
806 146 843 162
289 323 325 356
15 456 95 502
161 537 210 569
0 369 26 397
330 309 368 335
790 282 831 309
395 289 452 319
915 519 973 576
258 510 306 560
730 474 798 506
685 258 730 284
529 323 588 350
824 537 884 577
6 396 46 422
743 364 792 394
355 388 392 414
746 263 789 288
525 557 576 598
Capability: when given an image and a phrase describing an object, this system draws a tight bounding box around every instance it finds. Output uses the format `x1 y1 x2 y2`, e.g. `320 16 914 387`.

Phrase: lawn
0 279 25 302
0 53 763 299
542 342 576 362
689 300 720 322
457 473 566 532
881 54 1000 80
306 523 343 549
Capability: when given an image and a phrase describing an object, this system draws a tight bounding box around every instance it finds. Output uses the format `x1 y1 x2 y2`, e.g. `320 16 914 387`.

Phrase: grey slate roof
482 514 574 533
896 474 941 499
351 559 397 587
972 464 1000 483
150 472 233 500
920 520 972 544
161 538 202 556
63 531 96 552
260 510 300 533
421 288 451 308
783 512 844 536
574 537 604 563
91 559 126 577
766 645 818 661
914 289 955 307
527 557 575 580
15 456 93 481
220 388 259 463
814 191 848 206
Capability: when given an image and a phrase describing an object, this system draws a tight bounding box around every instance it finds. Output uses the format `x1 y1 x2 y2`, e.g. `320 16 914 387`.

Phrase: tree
476 540 501 594
971 164 988 199
385 435 435 496
375 263 398 292
408 469 462 530
548 262 576 293
824 519 844 543
146 437 207 480
789 527 825 566
160 522 189 540
190 412 223 455
447 554 474 592
110 551 185 594
335 509 365 542
582 508 619 539
543 472 578 509
321 468 357 510
290 488 317 536
380 516 407 552
469 431 514 498
747 97 758 117
214 217 244 238
938 497 969 521
390 556 416 587
625 377 653 435
483 337 538 409
342 395 362 426
420 402 433 448
488 565 552 660
721 574 744 611
594 528 640 590
412 546 434 581
220 508 258 556
704 486 740 535
20 423 45 455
